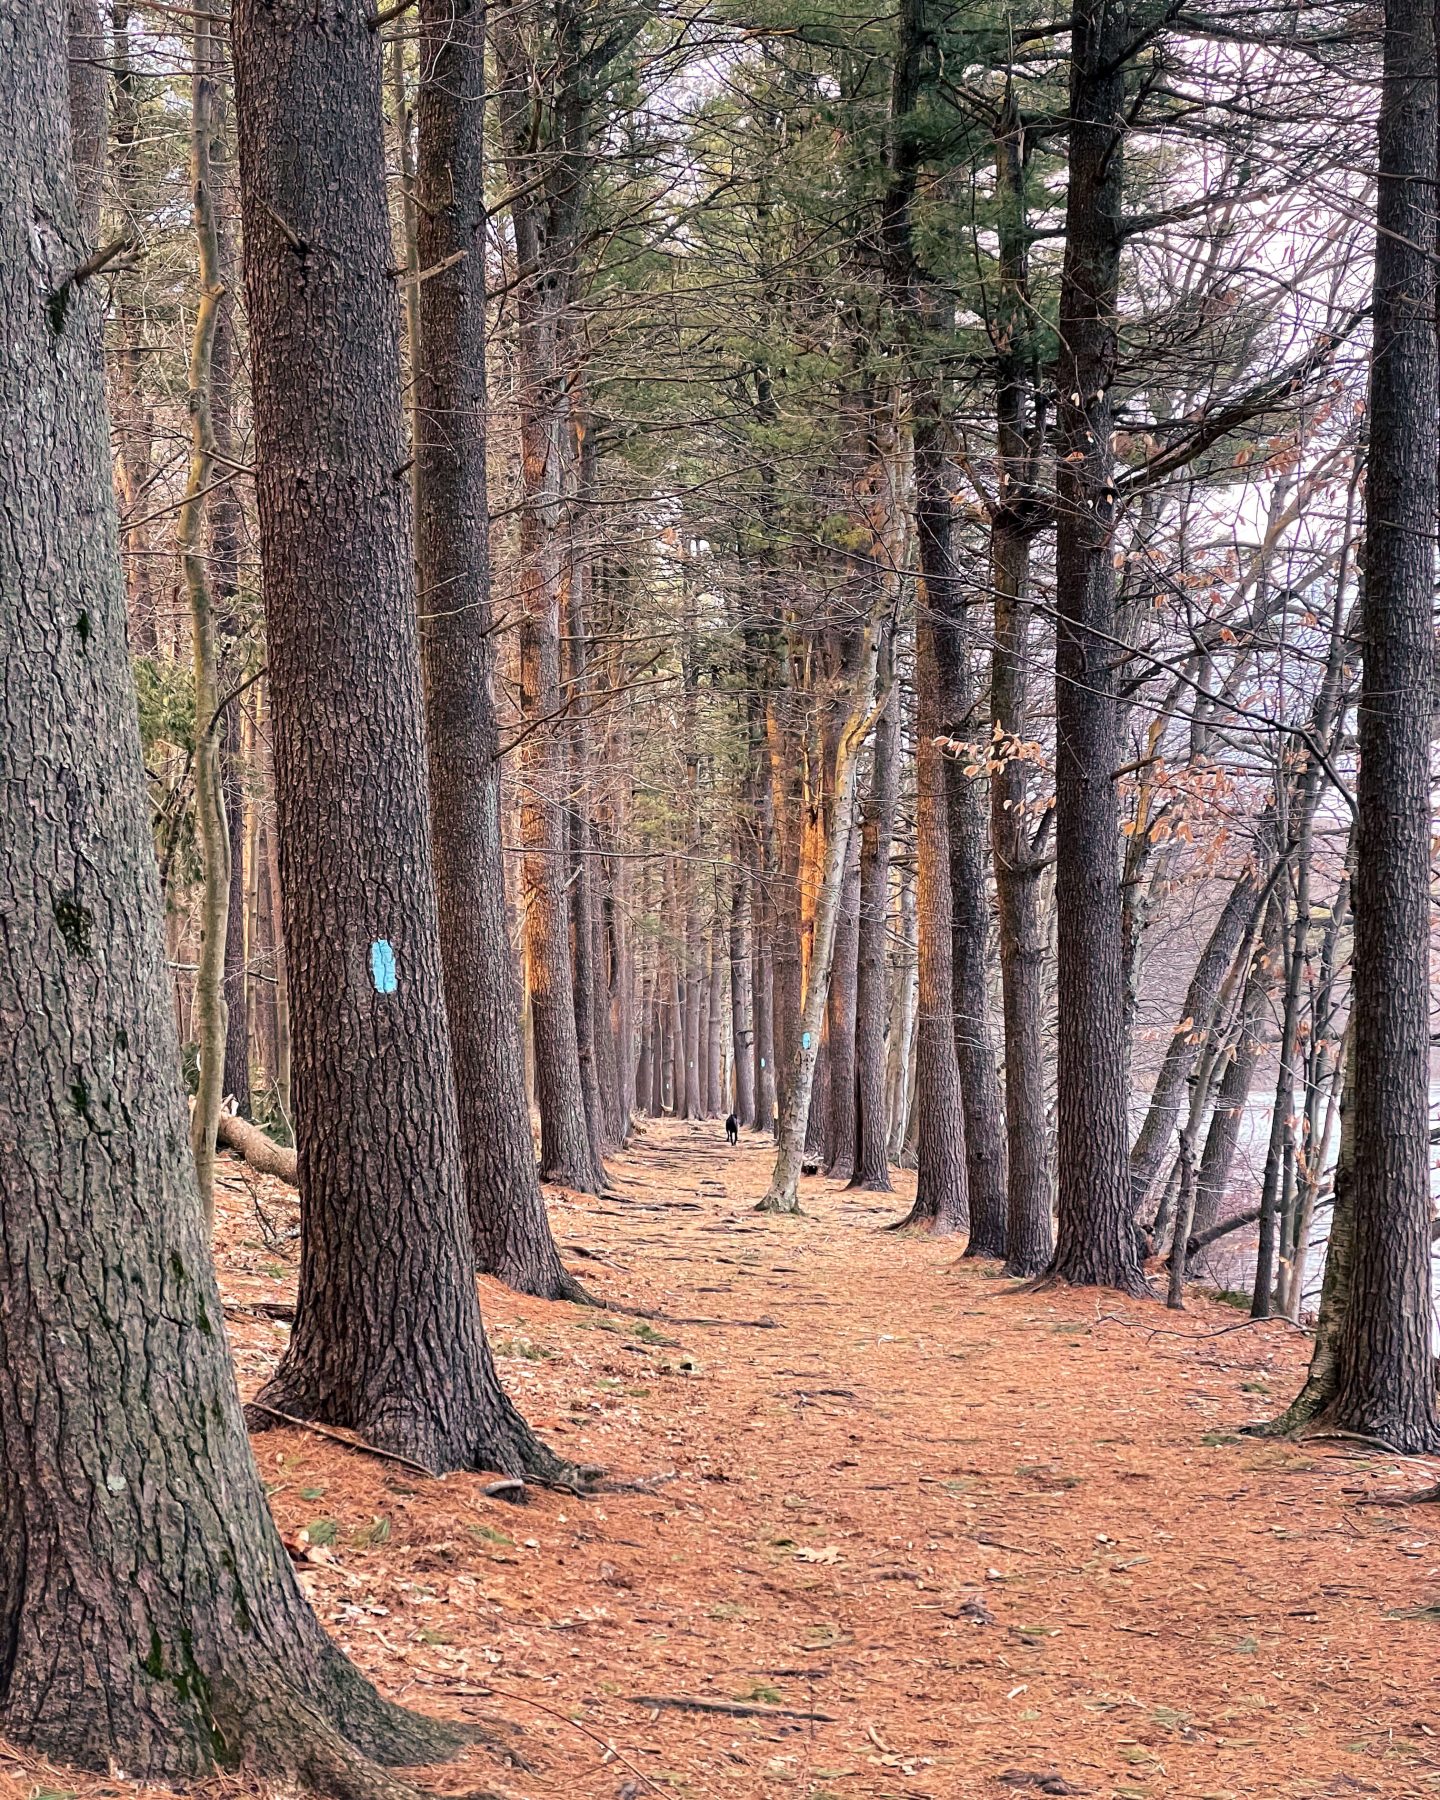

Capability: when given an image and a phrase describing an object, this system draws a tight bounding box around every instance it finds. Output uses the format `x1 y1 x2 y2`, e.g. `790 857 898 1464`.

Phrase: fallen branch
1186 1207 1262 1255
217 1111 297 1182
243 1399 442 1479
628 1694 837 1722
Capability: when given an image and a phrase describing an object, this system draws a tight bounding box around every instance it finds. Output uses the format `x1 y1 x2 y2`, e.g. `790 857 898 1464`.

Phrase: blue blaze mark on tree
370 939 398 994
801 1030 812 1050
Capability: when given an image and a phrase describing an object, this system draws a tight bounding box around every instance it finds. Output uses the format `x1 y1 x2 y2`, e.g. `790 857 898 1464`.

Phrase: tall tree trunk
233 0 559 1477
898 617 969 1233
988 92 1053 1276
766 689 806 1133
706 928 725 1115
851 659 899 1189
759 635 885 1212
824 817 862 1177
0 15 465 1779
887 844 918 1161
1314 0 1439 1450
1252 862 1309 1318
917 417 1009 1258
1047 0 1147 1295
492 12 604 1196
178 2 230 1230
753 849 778 1131
412 0 580 1299
214 155 252 1118
593 841 625 1142
730 850 757 1125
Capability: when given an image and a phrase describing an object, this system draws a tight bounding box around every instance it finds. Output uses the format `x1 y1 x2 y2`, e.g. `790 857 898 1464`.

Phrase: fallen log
216 1111 297 1183
1186 1206 1261 1256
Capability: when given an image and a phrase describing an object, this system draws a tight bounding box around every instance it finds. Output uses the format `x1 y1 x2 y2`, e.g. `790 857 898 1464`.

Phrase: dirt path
9 1119 1440 1800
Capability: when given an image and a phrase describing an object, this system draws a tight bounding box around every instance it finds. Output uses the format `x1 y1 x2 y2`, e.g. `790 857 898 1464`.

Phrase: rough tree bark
897 616 969 1234
850 648 900 1189
66 0 106 239
232 0 562 1478
1312 0 1439 1450
491 3 629 1195
412 0 582 1299
213 129 252 1120
109 4 158 657
918 415 1009 1259
988 90 1053 1277
1046 0 1148 1295
0 14 467 1783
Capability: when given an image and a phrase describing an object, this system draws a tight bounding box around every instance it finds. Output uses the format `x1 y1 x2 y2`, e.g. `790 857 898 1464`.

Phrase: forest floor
8 1119 1440 1800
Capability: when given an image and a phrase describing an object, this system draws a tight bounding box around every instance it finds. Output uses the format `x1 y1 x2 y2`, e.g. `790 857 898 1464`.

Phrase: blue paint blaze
370 939 398 994
801 1030 812 1051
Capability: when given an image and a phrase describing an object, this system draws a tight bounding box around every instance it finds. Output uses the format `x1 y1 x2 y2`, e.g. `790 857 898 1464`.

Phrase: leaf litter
4 1116 1440 1800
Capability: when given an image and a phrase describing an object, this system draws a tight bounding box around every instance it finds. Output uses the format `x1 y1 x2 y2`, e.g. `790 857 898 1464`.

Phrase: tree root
210 1658 473 1800
1027 1267 1156 1302
884 1205 965 1235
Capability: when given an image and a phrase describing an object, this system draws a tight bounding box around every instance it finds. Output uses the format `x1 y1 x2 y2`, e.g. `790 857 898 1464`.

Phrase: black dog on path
725 1112 739 1146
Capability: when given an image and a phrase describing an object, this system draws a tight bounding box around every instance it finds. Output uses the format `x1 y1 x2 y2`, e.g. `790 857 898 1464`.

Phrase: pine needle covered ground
7 1120 1438 1800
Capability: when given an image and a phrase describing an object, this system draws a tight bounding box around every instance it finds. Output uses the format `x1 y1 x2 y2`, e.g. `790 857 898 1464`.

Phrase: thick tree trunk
233 0 560 1477
66 0 106 239
851 663 900 1189
217 1111 298 1183
1316 0 1439 1451
0 16 463 1781
1047 0 1148 1295
899 619 969 1233
412 0 579 1299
